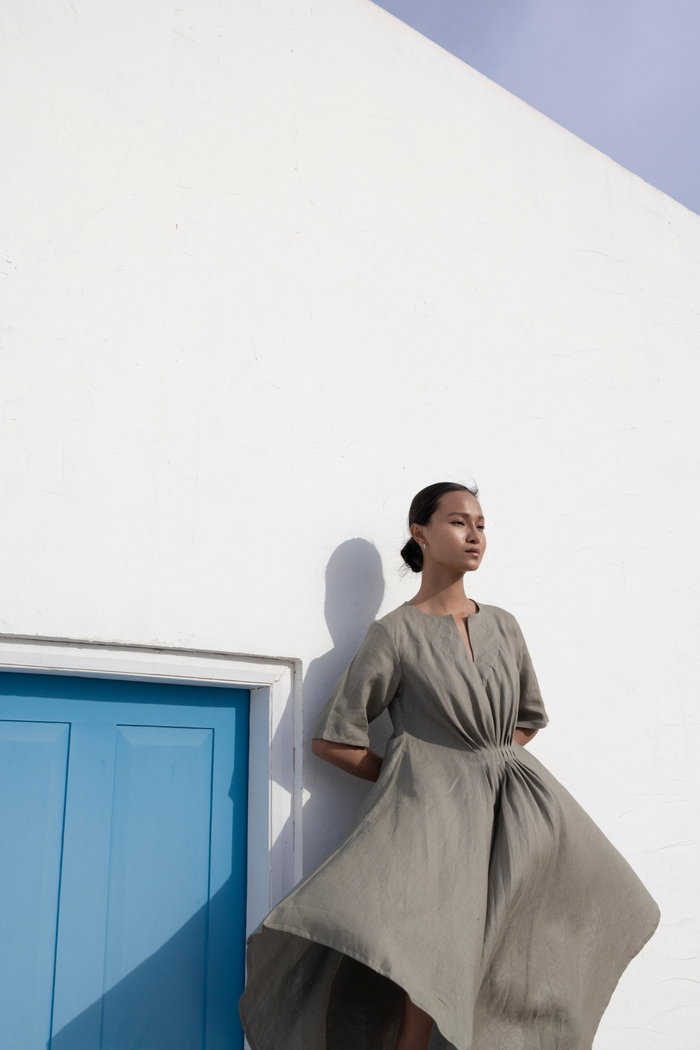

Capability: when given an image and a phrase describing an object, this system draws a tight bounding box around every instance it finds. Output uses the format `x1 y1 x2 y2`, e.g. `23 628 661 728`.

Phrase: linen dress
239 601 660 1050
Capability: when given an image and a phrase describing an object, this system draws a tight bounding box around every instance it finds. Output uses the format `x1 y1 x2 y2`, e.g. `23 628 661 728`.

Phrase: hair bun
400 537 423 573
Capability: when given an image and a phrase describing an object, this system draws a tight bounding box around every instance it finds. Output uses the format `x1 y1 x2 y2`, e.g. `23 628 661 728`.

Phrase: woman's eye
452 520 465 526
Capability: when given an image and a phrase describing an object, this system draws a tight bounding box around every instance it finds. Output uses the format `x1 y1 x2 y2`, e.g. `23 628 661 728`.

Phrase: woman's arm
311 738 383 782
514 727 539 746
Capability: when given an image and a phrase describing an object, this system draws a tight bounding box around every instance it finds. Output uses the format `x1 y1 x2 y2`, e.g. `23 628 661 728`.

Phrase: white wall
2 1 699 1045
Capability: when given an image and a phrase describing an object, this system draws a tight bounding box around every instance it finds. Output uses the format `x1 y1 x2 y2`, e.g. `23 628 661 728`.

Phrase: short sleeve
512 619 549 730
313 620 402 748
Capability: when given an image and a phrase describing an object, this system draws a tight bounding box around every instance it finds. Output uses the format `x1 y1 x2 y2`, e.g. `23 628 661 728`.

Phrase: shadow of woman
49 539 389 1047
301 538 391 874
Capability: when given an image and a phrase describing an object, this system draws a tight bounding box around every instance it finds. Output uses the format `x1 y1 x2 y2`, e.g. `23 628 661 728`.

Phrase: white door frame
0 634 303 937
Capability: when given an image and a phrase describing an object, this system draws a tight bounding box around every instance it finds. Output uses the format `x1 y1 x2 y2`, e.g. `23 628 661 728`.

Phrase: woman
240 481 659 1050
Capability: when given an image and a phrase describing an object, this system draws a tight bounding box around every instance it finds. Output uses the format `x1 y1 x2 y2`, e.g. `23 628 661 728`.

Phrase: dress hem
256 903 660 1050
582 904 661 1045
258 917 459 1048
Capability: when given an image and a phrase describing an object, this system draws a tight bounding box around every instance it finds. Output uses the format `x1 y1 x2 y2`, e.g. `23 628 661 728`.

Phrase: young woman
240 482 659 1050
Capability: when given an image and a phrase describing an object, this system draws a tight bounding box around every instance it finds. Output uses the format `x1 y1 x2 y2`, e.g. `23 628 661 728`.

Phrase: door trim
0 634 302 936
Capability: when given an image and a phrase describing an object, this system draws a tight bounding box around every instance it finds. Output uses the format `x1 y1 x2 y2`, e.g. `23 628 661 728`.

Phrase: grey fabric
240 602 660 1050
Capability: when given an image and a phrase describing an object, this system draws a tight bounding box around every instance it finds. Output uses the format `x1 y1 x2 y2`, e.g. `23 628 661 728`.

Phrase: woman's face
411 490 486 574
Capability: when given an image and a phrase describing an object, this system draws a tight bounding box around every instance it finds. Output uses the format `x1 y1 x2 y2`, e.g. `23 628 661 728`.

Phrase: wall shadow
301 538 391 874
303 538 385 712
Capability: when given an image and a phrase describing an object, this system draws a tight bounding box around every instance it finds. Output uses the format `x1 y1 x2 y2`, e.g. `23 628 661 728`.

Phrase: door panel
0 673 249 1050
101 726 214 1050
203 709 250 1048
50 723 118 1039
106 726 214 980
0 721 70 1050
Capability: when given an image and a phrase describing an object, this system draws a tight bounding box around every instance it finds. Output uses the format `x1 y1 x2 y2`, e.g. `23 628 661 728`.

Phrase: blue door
0 672 249 1050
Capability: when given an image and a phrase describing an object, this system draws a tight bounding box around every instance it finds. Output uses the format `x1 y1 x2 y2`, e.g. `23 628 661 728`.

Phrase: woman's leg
395 992 433 1050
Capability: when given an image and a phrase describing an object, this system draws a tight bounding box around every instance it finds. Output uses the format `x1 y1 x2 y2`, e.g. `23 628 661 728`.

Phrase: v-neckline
403 601 481 664
453 613 476 663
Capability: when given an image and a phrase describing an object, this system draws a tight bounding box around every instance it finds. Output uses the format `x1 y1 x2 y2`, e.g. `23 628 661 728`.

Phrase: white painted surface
1 0 699 1044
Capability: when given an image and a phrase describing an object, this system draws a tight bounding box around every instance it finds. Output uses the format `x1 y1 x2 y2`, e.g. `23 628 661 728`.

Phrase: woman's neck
409 575 475 617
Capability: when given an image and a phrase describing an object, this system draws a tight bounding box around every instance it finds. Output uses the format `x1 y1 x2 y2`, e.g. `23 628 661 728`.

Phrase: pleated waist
393 731 521 760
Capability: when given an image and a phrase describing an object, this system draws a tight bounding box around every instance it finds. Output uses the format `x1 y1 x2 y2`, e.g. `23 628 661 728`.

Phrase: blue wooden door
0 672 249 1050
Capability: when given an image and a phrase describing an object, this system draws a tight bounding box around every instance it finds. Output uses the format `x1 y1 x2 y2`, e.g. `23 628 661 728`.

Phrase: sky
374 0 700 216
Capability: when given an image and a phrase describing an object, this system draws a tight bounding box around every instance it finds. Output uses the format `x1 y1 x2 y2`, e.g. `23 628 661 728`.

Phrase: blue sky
374 0 700 216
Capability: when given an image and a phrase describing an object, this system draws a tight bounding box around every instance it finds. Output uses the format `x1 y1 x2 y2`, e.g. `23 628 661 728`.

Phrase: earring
423 544 426 549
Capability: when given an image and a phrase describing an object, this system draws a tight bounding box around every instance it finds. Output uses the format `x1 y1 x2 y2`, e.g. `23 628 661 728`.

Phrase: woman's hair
400 480 479 573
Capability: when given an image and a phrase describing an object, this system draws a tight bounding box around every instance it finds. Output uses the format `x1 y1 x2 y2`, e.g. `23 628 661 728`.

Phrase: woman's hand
514 727 539 747
311 738 383 782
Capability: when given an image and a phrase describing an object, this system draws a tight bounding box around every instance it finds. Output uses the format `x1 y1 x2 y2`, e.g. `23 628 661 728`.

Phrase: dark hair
400 481 479 573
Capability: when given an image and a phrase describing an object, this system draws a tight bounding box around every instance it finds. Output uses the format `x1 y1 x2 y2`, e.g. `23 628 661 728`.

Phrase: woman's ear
410 523 423 545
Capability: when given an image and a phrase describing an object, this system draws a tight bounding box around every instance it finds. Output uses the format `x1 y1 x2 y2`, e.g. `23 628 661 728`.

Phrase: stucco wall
2 1 699 1045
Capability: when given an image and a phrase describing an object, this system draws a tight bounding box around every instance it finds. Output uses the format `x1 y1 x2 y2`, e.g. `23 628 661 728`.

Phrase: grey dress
240 601 660 1050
